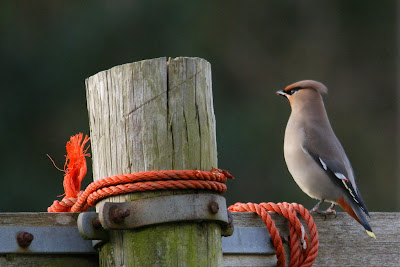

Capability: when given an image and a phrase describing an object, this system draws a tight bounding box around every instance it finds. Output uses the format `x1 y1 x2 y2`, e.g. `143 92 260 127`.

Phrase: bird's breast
283 124 341 202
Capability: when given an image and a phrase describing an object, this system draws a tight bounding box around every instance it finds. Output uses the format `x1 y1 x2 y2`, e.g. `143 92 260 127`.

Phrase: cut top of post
85 57 217 181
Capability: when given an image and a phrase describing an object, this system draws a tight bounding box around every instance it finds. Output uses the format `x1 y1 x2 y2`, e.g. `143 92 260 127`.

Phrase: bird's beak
276 90 287 97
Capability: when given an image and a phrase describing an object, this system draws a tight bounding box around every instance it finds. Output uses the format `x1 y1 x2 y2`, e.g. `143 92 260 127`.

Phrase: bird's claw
326 205 337 218
311 205 336 220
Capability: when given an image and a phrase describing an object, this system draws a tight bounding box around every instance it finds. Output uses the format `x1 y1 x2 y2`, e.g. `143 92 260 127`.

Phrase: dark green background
0 1 396 212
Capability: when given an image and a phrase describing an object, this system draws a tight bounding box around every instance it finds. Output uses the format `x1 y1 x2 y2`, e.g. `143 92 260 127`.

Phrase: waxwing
276 80 375 238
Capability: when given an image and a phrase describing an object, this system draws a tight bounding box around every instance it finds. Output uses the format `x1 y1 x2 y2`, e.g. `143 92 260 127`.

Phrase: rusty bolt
209 201 219 214
92 217 102 229
17 232 34 248
111 208 131 224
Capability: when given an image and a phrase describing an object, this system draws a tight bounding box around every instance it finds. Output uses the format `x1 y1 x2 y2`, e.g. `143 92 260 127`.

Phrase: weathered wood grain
0 254 98 267
85 57 220 266
0 212 79 227
224 212 400 266
168 57 217 169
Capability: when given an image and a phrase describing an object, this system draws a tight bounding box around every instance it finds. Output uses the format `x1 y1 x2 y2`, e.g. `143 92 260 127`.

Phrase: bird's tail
336 196 376 238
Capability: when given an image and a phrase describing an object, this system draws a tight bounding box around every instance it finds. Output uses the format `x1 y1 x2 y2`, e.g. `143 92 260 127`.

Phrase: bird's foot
325 204 337 218
311 202 336 220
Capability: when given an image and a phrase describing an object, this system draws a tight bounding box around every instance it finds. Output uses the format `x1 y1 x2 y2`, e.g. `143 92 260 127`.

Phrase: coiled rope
47 133 233 212
47 133 319 266
48 168 233 212
229 202 319 267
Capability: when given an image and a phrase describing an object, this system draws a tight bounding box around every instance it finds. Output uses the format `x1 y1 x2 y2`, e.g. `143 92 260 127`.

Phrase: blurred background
0 1 397 212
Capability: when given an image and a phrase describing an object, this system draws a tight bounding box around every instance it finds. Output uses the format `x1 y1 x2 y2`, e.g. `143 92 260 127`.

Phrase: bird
276 80 375 238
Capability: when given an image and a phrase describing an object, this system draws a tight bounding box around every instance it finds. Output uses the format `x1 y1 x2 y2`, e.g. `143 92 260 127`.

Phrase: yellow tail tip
366 230 376 239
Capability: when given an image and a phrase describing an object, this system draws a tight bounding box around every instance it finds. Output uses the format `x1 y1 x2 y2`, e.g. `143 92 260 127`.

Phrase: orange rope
229 202 319 267
47 133 233 212
48 134 319 267
48 168 233 212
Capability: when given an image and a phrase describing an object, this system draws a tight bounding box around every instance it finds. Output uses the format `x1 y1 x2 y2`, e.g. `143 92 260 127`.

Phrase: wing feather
305 149 369 216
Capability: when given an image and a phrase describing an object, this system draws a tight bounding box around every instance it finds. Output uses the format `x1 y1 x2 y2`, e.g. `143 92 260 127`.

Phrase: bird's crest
284 80 328 95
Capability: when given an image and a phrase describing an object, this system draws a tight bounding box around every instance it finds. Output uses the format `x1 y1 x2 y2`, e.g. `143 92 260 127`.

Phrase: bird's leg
311 199 325 214
311 200 336 220
311 199 336 220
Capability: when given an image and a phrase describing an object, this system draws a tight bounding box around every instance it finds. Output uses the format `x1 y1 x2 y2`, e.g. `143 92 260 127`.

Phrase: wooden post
85 57 221 266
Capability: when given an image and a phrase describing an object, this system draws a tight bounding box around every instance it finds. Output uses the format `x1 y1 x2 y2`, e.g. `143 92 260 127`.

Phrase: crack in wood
124 63 207 117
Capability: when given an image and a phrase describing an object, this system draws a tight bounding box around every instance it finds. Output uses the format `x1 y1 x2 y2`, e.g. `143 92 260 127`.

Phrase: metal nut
110 208 131 224
92 218 102 229
209 201 219 214
17 232 34 248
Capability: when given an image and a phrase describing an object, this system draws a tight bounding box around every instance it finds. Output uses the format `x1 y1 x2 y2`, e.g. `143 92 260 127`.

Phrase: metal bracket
77 194 234 245
0 226 96 254
99 193 229 229
222 227 275 254
77 212 109 247
78 194 233 241
0 225 271 255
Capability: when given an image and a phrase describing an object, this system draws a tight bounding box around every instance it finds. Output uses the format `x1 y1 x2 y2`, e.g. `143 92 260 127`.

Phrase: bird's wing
303 146 370 216
302 123 369 216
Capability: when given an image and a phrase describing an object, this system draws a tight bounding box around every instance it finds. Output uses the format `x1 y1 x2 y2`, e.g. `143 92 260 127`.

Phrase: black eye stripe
286 86 304 95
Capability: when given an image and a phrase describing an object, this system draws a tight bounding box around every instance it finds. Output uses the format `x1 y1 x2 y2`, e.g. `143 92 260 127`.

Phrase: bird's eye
288 87 302 95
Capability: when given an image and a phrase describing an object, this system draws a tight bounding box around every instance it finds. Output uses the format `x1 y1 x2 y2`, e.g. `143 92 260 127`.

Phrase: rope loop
228 202 319 267
48 168 233 212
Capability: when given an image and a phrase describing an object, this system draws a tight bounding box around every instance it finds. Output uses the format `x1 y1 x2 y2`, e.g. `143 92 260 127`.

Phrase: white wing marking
334 172 348 182
319 158 327 170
